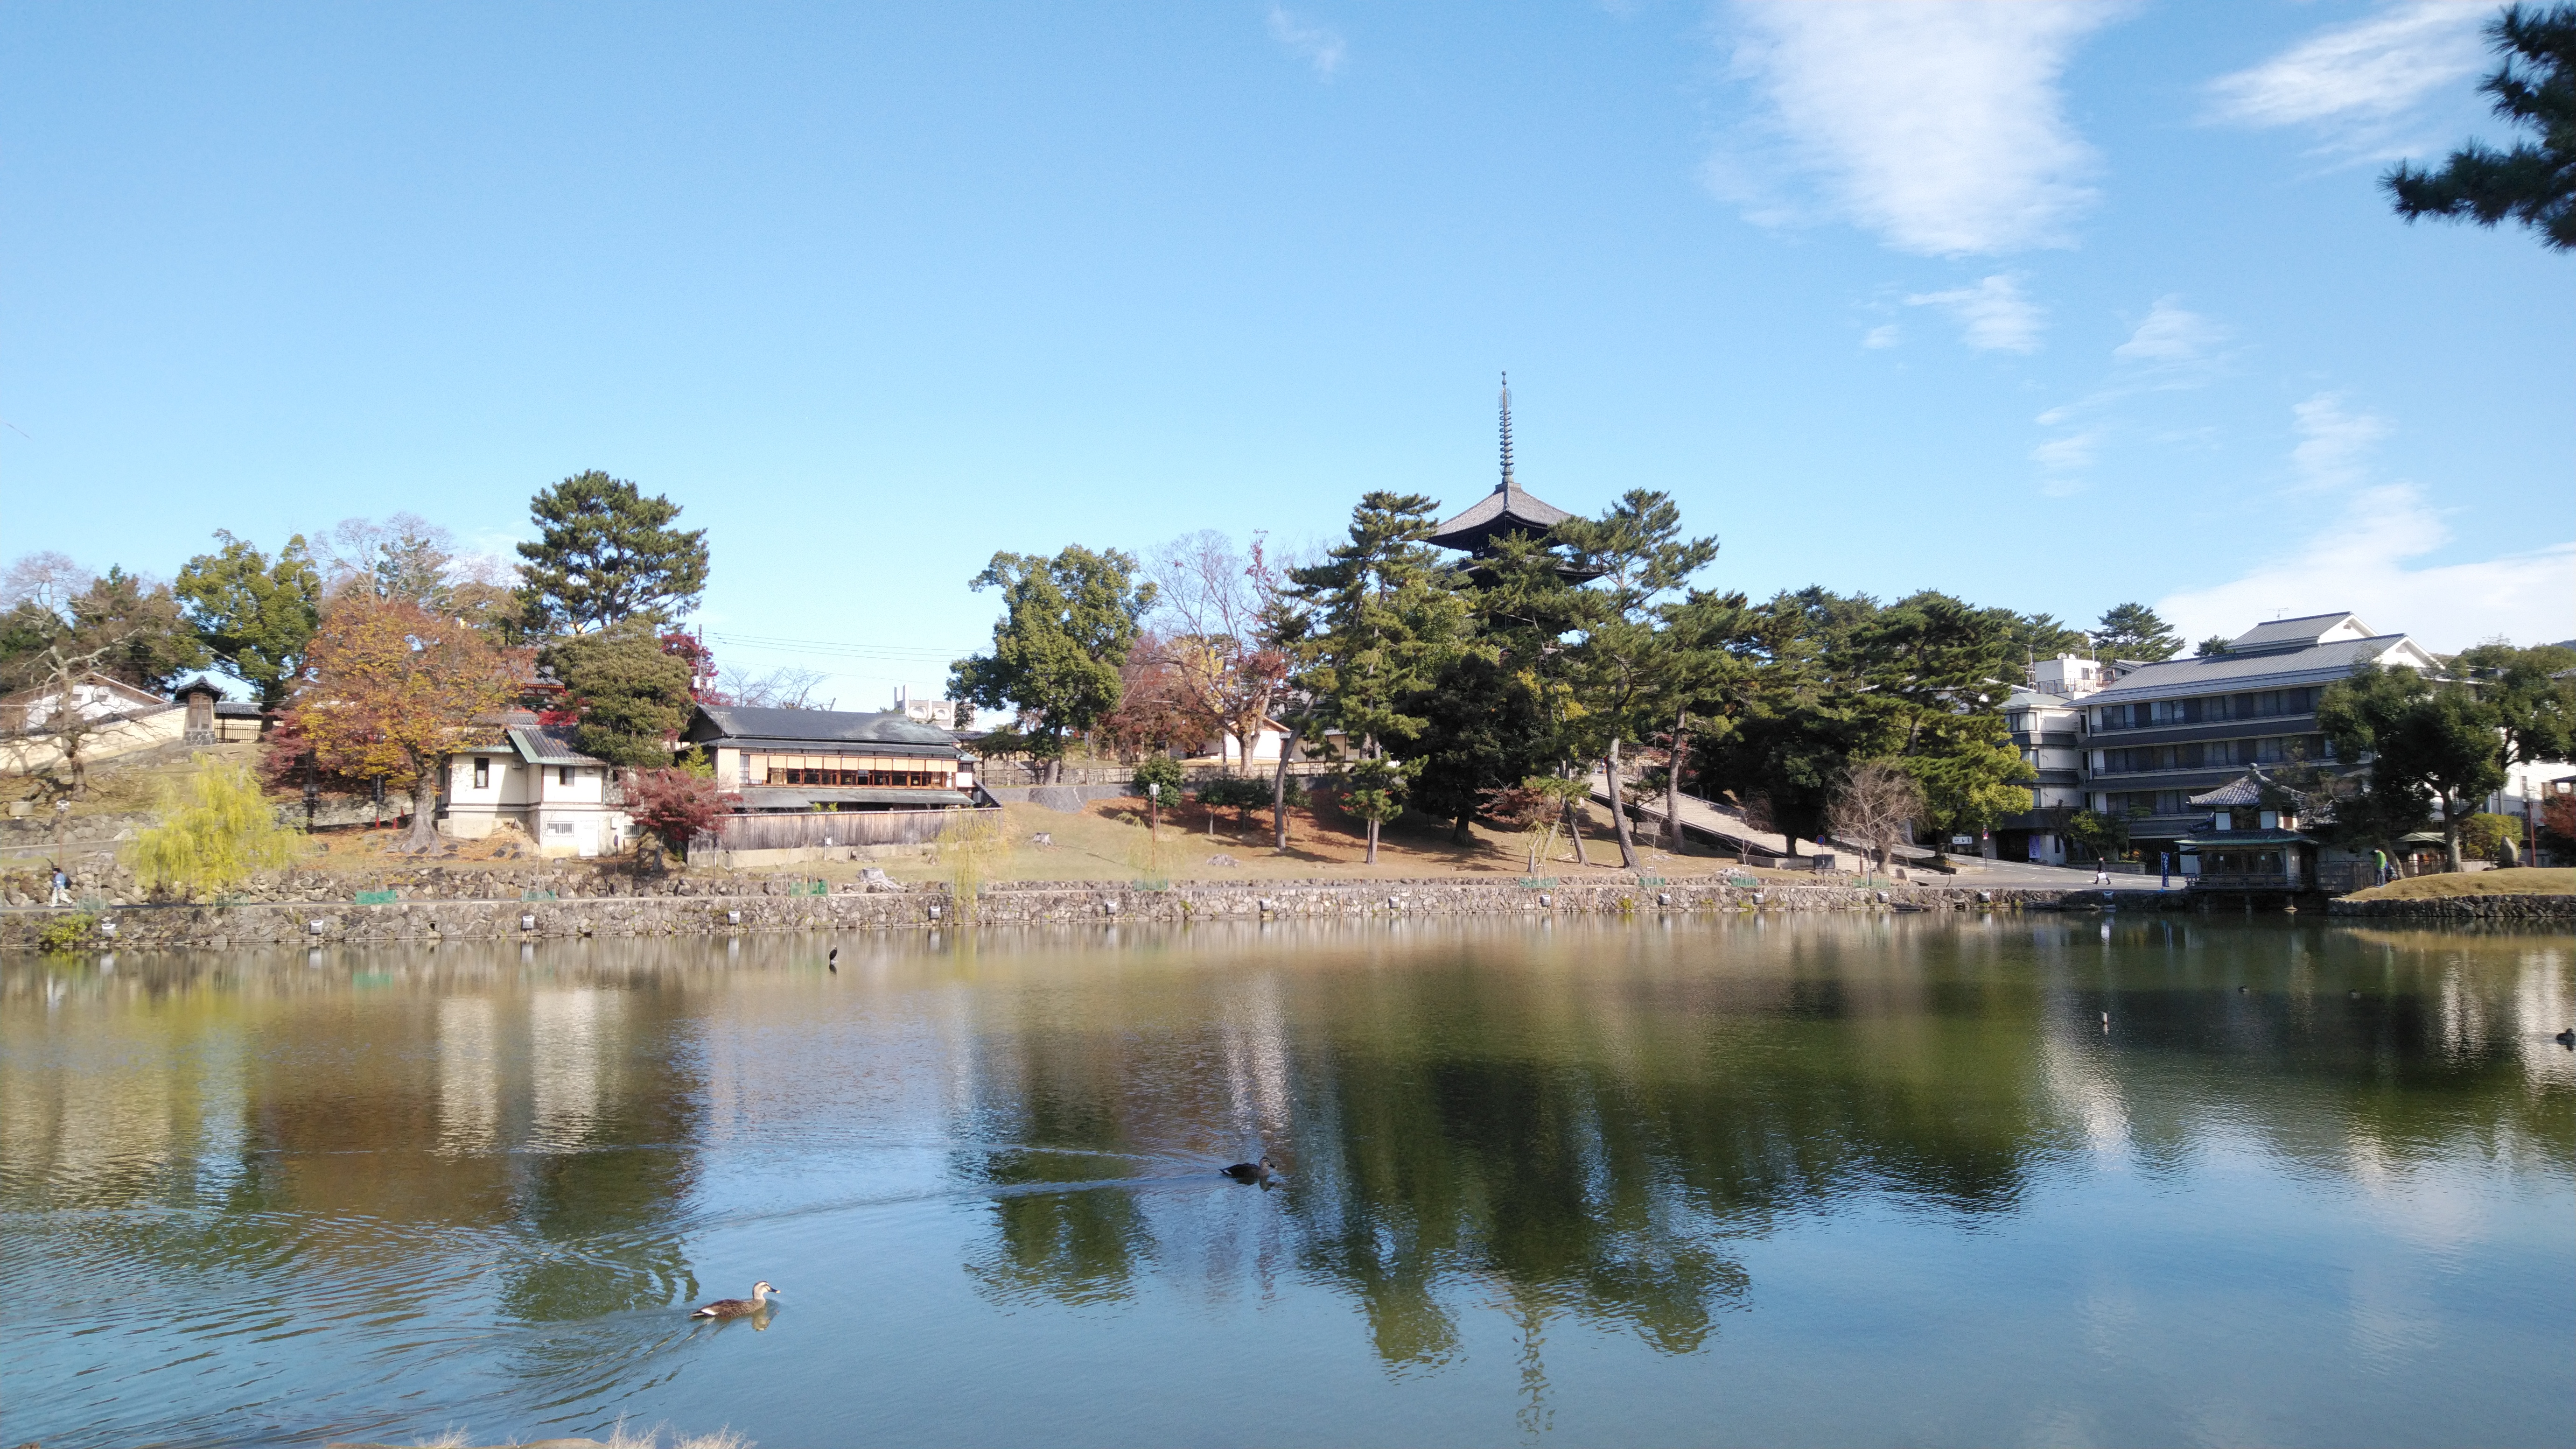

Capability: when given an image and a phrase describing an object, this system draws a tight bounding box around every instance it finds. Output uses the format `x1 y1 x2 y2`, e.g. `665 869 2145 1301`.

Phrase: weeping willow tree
126 754 303 900
940 807 1010 915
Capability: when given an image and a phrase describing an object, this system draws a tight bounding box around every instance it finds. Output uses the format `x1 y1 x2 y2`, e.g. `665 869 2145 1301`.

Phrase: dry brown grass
2342 866 2576 900
869 796 1786 885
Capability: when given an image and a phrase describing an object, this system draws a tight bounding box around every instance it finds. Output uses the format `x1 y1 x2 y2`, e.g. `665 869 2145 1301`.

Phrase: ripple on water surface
3 917 2571 1448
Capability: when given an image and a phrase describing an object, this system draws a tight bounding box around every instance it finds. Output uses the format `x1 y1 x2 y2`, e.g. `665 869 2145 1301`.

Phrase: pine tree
174 532 323 708
2090 602 2182 662
1288 493 1469 863
1553 491 1718 869
515 472 711 633
2384 4 2576 252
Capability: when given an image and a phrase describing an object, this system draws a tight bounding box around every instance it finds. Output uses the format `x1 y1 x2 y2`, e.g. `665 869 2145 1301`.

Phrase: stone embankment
2325 893 2576 921
1 872 2201 952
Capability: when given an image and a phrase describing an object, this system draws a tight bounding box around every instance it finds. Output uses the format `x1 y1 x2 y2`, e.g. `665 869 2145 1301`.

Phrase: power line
707 631 980 663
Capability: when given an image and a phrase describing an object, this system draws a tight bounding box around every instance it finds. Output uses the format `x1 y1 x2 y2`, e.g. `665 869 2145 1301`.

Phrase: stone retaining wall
2325 893 2576 920
2 876 2199 952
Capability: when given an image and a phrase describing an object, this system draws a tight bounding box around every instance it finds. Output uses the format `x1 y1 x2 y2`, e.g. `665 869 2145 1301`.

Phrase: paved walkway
1586 770 2168 891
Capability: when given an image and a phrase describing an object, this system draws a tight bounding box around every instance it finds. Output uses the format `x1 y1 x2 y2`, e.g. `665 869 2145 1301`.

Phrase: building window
473 758 490 789
560 766 575 787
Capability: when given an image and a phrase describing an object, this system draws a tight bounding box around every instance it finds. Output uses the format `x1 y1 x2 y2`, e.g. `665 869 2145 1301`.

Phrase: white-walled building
438 721 630 858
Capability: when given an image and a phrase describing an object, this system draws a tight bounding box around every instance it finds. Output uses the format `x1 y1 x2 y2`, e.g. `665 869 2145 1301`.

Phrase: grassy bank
2342 867 2576 901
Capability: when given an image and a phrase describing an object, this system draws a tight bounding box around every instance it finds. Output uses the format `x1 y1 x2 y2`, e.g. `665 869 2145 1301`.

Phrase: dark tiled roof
687 705 960 751
1428 483 1577 552
2084 635 2420 706
2188 772 2268 807
2227 612 2371 654
509 726 606 767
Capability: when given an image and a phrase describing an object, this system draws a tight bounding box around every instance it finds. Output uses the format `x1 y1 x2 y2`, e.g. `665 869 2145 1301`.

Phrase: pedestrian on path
48 864 72 907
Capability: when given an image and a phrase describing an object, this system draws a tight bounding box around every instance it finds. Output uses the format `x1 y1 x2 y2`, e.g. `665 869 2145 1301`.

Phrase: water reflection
2 919 2569 1446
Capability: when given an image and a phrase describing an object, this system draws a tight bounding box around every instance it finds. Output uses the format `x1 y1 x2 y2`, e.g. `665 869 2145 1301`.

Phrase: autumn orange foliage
286 598 525 851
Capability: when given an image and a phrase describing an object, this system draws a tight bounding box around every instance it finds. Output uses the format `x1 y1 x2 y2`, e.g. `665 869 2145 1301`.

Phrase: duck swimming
692 1281 780 1318
828 948 840 973
2555 1027 2574 1048
1221 1156 1280 1184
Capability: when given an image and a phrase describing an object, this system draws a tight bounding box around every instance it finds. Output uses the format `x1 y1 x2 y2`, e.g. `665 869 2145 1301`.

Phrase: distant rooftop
2224 612 2378 656
2086 627 2437 706
685 704 962 753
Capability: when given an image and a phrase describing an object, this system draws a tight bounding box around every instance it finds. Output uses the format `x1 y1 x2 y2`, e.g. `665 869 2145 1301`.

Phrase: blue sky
4 1 2568 703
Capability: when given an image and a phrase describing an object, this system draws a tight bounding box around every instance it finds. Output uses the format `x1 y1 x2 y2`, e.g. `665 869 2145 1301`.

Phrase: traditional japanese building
2176 768 2319 891
681 703 974 812
1427 375 1594 578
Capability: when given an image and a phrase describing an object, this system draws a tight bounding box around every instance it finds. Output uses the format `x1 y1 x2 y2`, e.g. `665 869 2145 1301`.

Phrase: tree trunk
1451 804 1474 845
1365 817 1379 864
1664 715 1690 857
399 765 444 855
1271 736 1298 851
1561 797 1589 866
1604 740 1639 870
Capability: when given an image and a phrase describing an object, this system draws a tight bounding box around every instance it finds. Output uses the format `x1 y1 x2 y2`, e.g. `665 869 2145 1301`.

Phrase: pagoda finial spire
1497 372 1514 494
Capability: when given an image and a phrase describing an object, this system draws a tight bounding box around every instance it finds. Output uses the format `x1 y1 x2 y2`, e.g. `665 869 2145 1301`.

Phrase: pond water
4 917 2572 1448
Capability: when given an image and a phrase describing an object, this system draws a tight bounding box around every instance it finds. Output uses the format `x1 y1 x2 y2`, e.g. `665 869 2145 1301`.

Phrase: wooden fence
971 759 1338 788
696 806 998 853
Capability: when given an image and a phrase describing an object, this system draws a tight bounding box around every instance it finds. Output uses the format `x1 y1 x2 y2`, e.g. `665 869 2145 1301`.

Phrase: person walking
48 864 72 907
2373 847 2390 886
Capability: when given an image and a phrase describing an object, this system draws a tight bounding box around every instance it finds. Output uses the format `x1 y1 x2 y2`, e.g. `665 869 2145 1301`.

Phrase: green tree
174 532 324 708
1131 752 1185 835
1554 490 1720 869
539 619 697 767
1403 535 1580 846
2005 611 2093 663
950 546 1157 781
1839 592 2032 858
67 568 210 692
1288 492 1470 863
2319 663 2507 868
1652 587 1763 851
1694 590 1873 856
2384 4 2576 252
2195 635 2234 657
2065 806 2135 863
2091 602 2183 662
125 753 304 899
2452 640 2576 771
515 471 711 633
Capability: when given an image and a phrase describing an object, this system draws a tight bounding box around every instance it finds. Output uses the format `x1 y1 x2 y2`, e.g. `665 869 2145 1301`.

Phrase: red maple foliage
624 767 742 861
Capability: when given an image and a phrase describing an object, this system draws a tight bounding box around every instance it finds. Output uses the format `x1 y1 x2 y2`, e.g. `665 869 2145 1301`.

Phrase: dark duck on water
1221 1156 1281 1184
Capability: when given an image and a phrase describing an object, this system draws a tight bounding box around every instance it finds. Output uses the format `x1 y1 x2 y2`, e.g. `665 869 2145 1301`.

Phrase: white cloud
2112 296 2228 366
1718 2 2115 255
2207 4 2485 129
2030 429 2101 486
1267 6 1346 78
1861 324 1901 350
2289 392 2392 491
2157 395 2575 651
2028 295 2235 484
2156 485 2576 653
1905 274 2044 352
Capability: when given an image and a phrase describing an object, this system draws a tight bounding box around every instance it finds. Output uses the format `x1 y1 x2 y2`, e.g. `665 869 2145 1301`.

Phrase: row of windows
2098 735 2329 774
2095 688 2315 732
2102 790 2199 816
461 760 585 788
770 767 951 788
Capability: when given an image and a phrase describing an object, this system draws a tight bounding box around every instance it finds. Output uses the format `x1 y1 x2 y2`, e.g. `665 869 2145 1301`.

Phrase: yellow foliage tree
126 753 304 900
